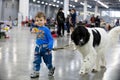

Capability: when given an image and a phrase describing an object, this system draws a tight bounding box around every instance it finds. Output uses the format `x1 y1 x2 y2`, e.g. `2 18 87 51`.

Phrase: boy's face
35 17 46 26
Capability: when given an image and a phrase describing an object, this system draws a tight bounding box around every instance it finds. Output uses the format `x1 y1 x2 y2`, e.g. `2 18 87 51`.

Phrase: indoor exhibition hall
0 0 120 80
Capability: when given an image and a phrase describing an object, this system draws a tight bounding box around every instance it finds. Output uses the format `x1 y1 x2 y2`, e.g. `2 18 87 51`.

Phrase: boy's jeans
33 44 53 71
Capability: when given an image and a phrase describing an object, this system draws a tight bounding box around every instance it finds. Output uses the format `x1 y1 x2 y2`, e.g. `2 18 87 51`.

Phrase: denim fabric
33 45 53 71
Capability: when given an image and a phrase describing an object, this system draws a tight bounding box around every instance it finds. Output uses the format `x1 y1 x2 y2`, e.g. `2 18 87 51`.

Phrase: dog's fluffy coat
71 26 120 74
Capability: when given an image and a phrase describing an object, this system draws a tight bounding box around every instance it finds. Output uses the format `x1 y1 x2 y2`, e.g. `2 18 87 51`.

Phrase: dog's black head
71 25 90 46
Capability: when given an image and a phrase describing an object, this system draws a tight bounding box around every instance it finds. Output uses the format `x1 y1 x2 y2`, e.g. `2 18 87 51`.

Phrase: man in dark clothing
66 15 70 36
95 16 100 27
56 8 65 37
90 15 95 27
115 19 119 26
69 8 76 33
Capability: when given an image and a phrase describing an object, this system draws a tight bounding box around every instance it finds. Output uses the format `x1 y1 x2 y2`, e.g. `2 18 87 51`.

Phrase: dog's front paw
79 70 88 75
91 67 101 73
91 69 98 73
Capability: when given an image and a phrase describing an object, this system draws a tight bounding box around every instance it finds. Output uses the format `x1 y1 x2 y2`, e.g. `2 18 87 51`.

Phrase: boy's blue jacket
31 23 54 50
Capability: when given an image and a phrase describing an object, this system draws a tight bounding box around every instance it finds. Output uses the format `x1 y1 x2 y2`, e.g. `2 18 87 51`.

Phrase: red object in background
5 36 9 39
51 31 57 38
85 24 90 27
52 34 57 38
21 21 29 26
26 16 28 21
21 21 24 26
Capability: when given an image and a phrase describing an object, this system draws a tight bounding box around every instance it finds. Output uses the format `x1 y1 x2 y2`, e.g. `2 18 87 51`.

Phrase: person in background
69 8 76 33
95 16 100 27
30 12 55 78
8 16 12 28
106 24 111 31
90 14 95 27
30 18 35 32
69 9 77 50
56 8 65 37
66 15 70 36
8 16 12 21
115 19 119 26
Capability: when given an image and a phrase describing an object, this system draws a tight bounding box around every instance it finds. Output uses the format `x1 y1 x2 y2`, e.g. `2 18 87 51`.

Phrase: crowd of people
90 14 100 27
29 7 77 38
56 8 77 37
29 7 120 38
52 8 120 37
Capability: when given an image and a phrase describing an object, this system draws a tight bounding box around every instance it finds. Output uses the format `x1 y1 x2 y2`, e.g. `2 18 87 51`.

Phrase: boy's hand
31 28 36 33
46 48 52 54
31 28 39 33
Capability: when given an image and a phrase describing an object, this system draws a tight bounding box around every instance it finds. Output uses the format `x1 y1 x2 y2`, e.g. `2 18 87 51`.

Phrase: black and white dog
71 25 120 75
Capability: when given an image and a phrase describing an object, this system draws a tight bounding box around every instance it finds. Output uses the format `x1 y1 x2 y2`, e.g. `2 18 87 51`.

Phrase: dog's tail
108 26 120 46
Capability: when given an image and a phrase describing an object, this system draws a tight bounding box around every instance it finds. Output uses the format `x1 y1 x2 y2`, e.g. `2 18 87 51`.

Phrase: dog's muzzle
79 39 85 46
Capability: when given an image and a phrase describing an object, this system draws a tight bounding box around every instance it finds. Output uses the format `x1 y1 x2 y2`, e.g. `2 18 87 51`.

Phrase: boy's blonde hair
35 12 46 19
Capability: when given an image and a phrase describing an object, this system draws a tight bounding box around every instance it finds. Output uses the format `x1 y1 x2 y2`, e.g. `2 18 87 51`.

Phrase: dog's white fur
73 26 120 75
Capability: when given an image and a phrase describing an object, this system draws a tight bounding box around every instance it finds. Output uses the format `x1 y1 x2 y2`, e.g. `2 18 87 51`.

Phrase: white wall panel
0 0 3 20
29 3 57 19
2 0 19 20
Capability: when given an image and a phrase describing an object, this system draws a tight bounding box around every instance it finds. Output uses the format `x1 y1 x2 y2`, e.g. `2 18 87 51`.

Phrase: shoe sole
30 75 39 78
48 67 55 76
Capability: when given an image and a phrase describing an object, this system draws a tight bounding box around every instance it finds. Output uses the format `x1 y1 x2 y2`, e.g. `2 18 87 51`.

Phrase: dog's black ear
72 25 90 46
71 25 84 40
76 25 85 28
71 25 83 45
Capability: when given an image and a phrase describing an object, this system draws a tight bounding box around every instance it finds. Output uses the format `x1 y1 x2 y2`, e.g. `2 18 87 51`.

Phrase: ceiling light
53 0 56 2
69 4 72 7
49 4 52 6
80 2 92 8
80 2 84 5
53 4 56 7
88 5 92 8
73 5 75 8
56 5 59 7
37 1 40 3
95 0 109 8
57 1 60 3
33 0 36 2
45 3 48 5
41 1 44 4
75 0 78 2
60 2 63 4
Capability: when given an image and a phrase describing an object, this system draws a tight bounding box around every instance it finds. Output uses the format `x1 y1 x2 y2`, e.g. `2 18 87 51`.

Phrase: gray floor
0 27 120 80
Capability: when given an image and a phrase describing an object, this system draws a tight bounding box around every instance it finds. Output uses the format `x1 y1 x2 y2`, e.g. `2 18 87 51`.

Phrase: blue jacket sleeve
46 28 54 50
31 23 38 27
30 23 39 31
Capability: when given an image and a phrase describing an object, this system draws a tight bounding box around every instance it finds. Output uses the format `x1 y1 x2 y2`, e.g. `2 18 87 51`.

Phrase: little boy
30 12 55 78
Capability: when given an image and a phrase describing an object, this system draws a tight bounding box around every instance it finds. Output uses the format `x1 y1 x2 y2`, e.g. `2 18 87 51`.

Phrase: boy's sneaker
30 71 39 78
48 67 55 76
